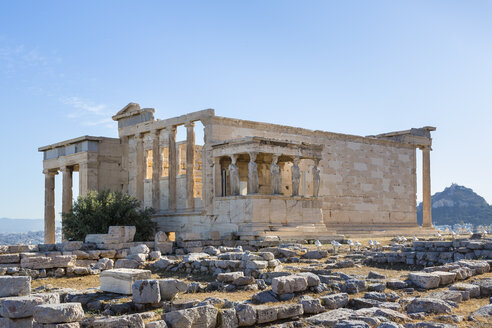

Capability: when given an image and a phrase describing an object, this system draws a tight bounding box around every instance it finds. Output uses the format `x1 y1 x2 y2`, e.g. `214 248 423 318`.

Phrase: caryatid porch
210 137 327 239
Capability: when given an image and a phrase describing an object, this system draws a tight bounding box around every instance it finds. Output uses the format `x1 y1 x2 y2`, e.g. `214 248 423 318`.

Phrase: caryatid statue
248 152 259 194
312 159 320 197
229 154 240 196
270 154 282 195
291 156 300 196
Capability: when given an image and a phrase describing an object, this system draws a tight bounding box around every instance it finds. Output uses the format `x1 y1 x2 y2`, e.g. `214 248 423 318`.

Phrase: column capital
60 166 73 173
43 169 58 175
184 121 195 129
152 129 161 137
419 145 432 151
248 152 258 161
134 133 144 140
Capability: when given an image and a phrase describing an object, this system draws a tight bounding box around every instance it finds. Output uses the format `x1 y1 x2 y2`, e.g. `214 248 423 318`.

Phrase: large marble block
100 268 151 295
0 276 31 297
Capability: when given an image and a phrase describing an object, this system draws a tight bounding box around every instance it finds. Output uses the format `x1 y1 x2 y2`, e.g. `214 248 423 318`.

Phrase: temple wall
208 117 417 228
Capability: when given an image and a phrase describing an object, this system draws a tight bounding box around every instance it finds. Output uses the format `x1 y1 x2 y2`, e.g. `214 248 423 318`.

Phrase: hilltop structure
39 103 436 243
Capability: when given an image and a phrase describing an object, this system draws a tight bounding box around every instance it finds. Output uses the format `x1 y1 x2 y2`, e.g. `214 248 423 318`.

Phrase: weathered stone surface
91 313 144 327
235 303 256 327
471 304 492 318
276 304 303 319
367 271 386 280
450 283 481 298
386 279 407 290
299 296 325 314
20 255 76 269
256 305 277 324
130 244 150 255
334 320 370 328
31 293 60 304
297 272 321 287
33 303 84 324
0 296 44 319
404 323 458 328
0 317 33 328
405 297 453 314
427 290 463 303
0 276 31 297
349 298 381 310
232 276 255 286
132 280 161 304
356 307 410 322
158 279 188 301
252 290 278 304
472 278 492 296
303 250 328 259
433 271 456 286
408 272 441 289
217 272 243 283
320 293 349 309
164 305 218 328
145 320 168 328
115 259 141 269
0 254 20 264
271 275 308 295
218 308 238 328
100 268 151 294
305 308 355 327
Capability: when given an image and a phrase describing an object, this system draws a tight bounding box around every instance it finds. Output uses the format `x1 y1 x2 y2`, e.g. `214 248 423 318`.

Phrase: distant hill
0 218 60 233
417 184 492 226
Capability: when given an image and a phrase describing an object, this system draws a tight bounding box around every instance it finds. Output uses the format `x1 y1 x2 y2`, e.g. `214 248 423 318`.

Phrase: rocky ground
1 236 492 327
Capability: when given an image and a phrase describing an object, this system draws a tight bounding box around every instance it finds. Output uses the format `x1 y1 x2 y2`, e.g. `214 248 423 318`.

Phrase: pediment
112 102 144 121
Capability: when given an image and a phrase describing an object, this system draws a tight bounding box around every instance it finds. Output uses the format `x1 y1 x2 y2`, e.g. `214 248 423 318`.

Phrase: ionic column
152 130 161 209
61 166 73 214
422 146 432 227
43 170 56 244
248 152 259 194
185 122 195 209
135 133 145 203
168 126 177 210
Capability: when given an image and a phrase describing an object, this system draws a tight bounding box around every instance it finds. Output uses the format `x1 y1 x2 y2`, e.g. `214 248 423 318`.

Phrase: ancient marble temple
39 103 436 243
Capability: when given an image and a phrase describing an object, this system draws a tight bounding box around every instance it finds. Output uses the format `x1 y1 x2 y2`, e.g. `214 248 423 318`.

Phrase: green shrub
62 190 156 241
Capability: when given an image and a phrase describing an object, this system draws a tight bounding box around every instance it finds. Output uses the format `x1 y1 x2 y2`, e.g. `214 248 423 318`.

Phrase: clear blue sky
1 1 491 221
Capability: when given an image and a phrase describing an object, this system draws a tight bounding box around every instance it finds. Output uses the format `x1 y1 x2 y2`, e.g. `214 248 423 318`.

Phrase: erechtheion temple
39 103 436 243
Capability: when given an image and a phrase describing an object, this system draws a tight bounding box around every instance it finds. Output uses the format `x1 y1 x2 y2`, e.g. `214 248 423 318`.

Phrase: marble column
248 152 259 194
185 122 195 209
422 146 432 227
291 157 300 196
312 159 320 197
135 133 145 203
168 126 177 210
44 170 56 244
152 130 161 210
270 154 281 195
229 154 240 196
61 166 73 214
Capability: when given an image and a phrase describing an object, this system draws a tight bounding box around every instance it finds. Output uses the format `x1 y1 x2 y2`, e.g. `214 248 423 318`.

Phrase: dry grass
28 236 492 327
32 275 100 290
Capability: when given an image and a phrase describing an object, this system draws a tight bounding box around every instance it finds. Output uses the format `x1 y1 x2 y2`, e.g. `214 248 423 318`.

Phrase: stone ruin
39 103 438 245
2 225 492 327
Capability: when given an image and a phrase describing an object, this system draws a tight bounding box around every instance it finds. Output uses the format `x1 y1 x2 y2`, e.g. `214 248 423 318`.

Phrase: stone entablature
40 103 436 241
